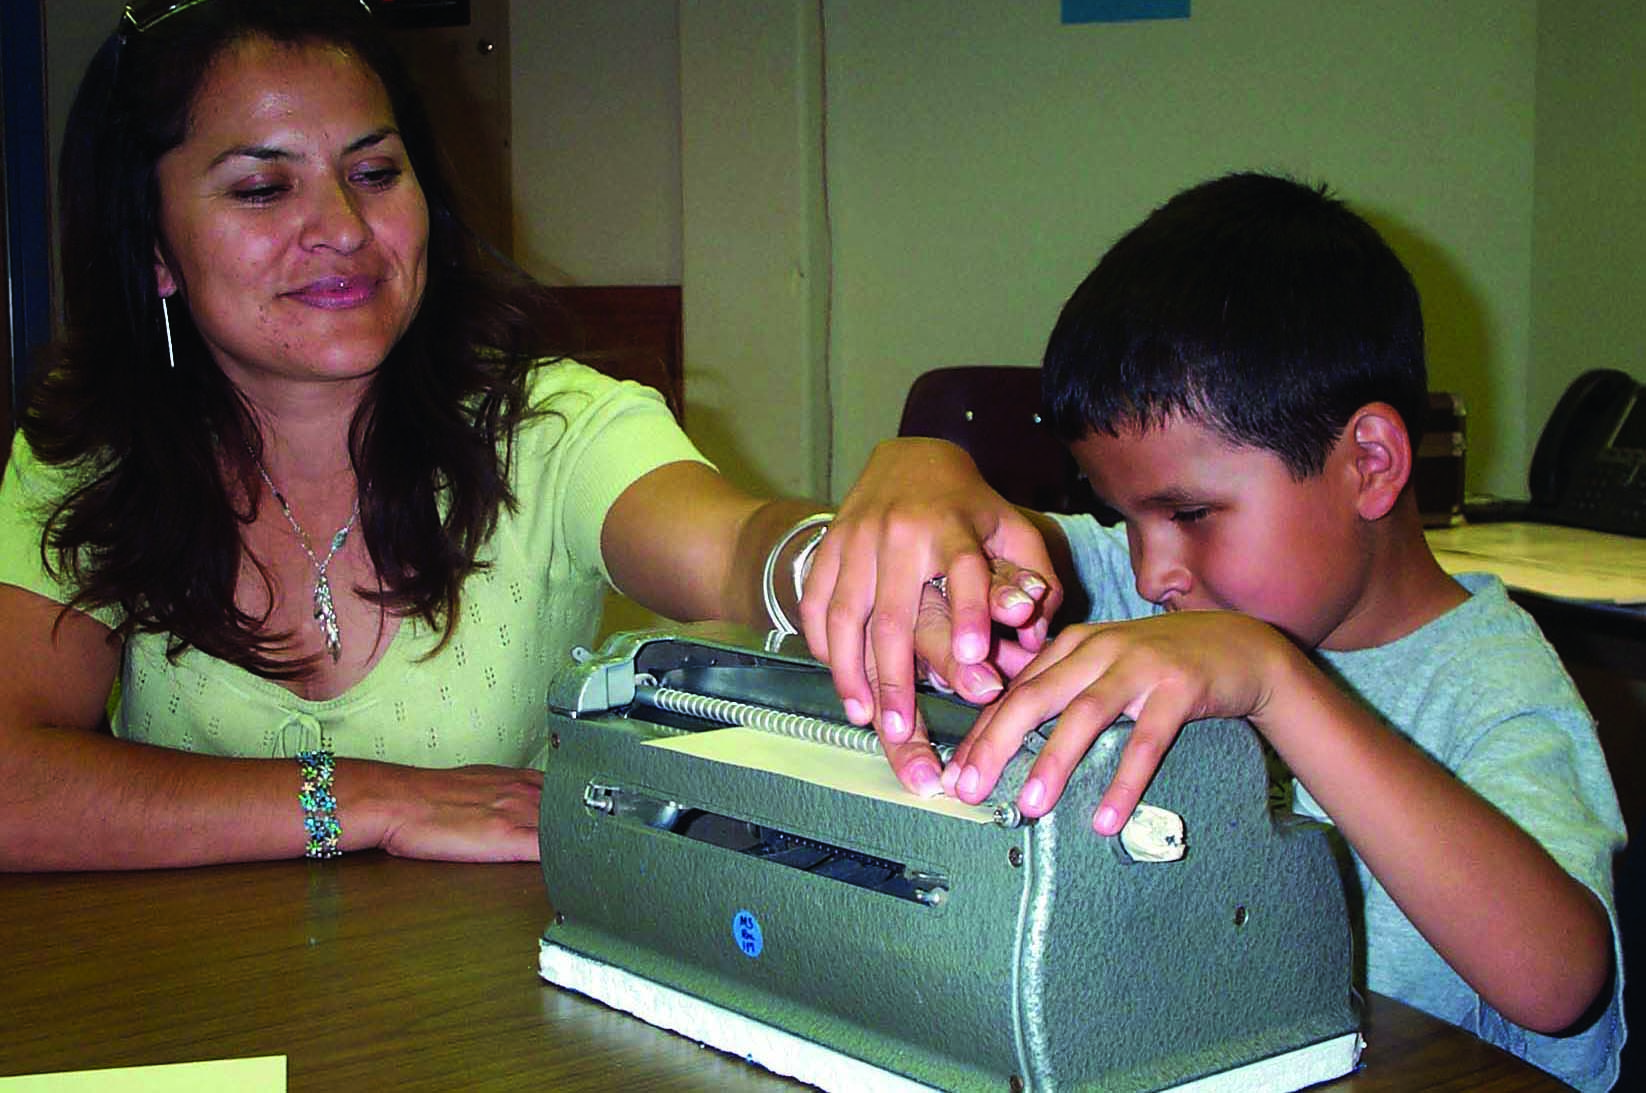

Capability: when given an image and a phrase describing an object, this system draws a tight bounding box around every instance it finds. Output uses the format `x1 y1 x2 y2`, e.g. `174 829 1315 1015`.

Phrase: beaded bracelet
296 749 343 859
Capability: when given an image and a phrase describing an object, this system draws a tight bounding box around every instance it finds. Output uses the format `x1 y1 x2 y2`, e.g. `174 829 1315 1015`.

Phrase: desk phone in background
1525 368 1646 537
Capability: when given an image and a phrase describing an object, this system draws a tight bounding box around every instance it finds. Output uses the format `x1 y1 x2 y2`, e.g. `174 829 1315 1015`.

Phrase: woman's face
153 36 429 396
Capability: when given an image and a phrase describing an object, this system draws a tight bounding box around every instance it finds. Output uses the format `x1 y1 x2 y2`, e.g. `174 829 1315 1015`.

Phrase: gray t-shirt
1050 514 1627 1091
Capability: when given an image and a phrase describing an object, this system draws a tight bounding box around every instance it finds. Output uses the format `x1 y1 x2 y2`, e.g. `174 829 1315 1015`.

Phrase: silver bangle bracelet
762 512 834 637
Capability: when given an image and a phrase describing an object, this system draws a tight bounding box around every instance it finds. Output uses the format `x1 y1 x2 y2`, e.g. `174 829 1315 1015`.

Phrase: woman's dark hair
1042 171 1429 478
25 0 565 677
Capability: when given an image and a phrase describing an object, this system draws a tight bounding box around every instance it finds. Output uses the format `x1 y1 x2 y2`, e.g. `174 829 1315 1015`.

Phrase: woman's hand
601 449 1063 802
360 763 544 863
2 581 541 870
798 438 1060 778
843 567 1049 795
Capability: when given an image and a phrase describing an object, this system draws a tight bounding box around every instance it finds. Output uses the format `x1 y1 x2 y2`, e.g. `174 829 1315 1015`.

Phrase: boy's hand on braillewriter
799 438 1059 771
942 611 1291 834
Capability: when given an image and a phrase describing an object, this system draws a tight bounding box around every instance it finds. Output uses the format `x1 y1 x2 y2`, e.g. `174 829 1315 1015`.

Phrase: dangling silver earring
160 295 177 370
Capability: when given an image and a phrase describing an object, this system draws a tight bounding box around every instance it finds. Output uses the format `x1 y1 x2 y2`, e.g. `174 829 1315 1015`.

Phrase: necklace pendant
313 573 343 663
248 446 359 665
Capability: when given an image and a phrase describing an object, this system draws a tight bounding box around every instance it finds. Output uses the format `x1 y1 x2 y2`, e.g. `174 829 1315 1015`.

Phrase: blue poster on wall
1062 0 1190 23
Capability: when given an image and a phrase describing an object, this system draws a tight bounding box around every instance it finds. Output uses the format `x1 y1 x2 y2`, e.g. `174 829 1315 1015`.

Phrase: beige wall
680 0 1547 498
678 2 832 500
671 2 1643 500
1531 4 1646 442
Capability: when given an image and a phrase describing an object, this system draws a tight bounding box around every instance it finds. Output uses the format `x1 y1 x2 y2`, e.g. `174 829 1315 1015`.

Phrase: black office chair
897 365 1110 518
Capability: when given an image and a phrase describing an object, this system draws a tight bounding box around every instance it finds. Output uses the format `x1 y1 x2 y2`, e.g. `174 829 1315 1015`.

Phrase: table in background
1 855 1568 1091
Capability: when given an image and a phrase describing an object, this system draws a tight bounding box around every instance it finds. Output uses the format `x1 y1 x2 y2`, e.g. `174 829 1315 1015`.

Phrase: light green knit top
0 362 707 768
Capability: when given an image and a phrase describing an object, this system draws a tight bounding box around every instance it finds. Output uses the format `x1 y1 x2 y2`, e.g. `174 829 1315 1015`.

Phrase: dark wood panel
386 0 512 261
550 284 683 420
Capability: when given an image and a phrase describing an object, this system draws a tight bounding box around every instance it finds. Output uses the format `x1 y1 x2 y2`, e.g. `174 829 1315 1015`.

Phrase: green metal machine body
538 625 1357 1092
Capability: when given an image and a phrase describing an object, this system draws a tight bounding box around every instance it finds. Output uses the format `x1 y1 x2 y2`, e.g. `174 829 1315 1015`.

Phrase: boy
854 173 1627 1090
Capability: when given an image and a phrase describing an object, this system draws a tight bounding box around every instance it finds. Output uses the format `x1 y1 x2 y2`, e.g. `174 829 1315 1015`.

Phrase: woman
0 0 1054 870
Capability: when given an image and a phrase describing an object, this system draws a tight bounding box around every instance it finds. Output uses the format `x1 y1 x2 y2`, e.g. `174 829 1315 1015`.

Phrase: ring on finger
926 573 949 600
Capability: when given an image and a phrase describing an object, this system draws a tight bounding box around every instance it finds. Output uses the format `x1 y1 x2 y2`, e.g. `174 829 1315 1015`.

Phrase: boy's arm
1254 641 1611 1036
945 610 1612 1035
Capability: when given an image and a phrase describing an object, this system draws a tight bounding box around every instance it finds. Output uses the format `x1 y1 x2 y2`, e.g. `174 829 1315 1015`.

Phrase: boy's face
1071 415 1369 650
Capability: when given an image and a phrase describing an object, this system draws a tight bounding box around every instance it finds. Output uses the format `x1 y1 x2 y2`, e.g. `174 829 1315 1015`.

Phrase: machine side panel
541 717 1030 1091
1016 718 1358 1092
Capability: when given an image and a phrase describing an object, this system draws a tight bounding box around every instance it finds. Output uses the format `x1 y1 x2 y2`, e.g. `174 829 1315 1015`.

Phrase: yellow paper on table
0 1057 285 1092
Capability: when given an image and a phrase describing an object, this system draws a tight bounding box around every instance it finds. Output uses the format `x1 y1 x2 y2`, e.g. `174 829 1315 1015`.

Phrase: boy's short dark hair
1042 172 1429 478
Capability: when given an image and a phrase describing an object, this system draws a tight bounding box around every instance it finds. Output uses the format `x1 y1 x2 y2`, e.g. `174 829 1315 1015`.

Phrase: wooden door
385 0 513 257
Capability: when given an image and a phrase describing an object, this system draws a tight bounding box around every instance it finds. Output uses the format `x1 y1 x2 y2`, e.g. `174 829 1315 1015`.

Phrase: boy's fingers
1091 700 1185 835
987 558 1047 630
940 652 1045 798
942 694 1011 796
1014 674 1137 817
1017 615 1052 654
991 639 1040 680
939 714 981 796
983 558 1059 654
950 662 1007 705
943 688 1060 804
944 629 1126 808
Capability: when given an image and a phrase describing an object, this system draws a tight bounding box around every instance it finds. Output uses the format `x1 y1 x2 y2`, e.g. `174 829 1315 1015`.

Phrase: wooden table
0 854 1568 1091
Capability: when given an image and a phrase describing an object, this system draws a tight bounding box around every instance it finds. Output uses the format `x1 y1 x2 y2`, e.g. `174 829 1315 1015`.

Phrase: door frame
3 0 53 441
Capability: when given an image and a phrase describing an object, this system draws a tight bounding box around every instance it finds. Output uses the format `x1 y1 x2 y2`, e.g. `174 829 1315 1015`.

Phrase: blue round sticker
732 909 763 957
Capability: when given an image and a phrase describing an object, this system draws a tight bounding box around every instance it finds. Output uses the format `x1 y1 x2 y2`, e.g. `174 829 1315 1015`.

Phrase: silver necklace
250 452 361 663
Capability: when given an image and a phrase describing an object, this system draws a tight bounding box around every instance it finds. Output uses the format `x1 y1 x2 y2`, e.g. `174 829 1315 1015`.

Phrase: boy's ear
1344 402 1412 521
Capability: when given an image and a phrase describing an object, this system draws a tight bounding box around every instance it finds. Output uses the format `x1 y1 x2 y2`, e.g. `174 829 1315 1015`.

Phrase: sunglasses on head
121 0 373 37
